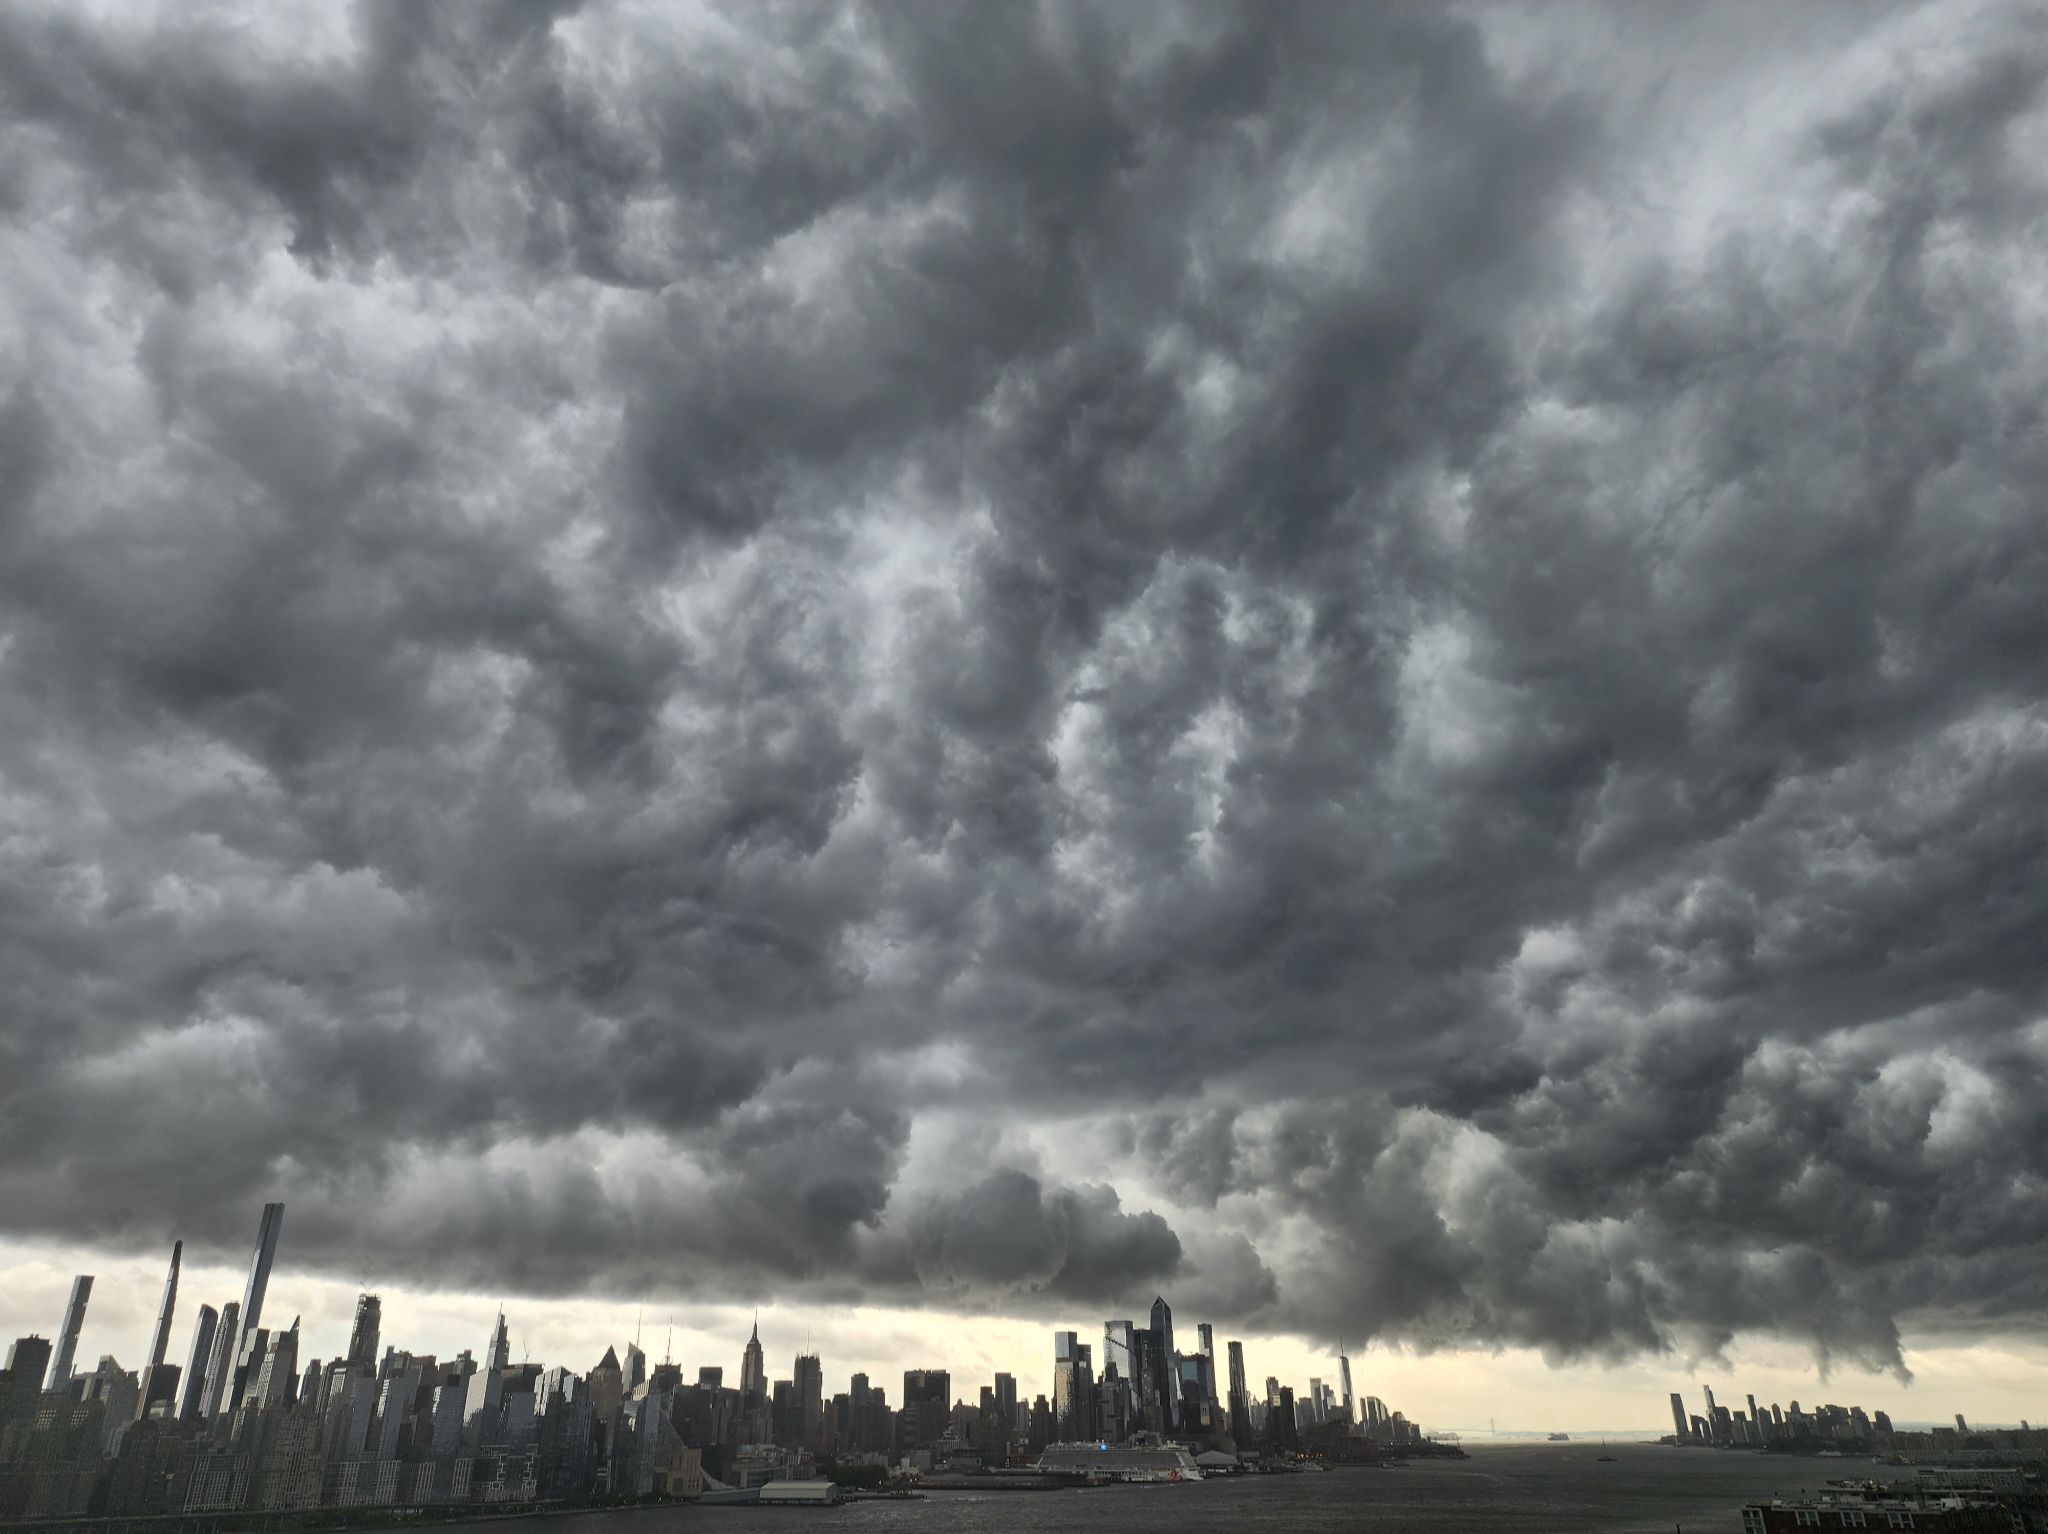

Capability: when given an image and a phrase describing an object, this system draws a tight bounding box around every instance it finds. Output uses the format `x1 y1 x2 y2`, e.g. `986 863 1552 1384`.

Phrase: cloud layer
2 0 2045 1380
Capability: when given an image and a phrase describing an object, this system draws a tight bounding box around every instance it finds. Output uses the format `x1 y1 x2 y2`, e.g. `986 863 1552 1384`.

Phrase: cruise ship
1035 1437 1205 1482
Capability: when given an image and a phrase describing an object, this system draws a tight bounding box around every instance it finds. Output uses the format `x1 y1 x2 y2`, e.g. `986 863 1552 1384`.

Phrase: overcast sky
1 0 2045 1427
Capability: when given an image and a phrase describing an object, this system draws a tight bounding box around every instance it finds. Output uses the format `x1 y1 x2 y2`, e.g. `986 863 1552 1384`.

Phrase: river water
539 1442 1865 1534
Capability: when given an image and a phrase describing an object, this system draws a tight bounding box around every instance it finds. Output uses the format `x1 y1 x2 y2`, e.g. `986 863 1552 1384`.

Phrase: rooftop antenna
664 1317 673 1368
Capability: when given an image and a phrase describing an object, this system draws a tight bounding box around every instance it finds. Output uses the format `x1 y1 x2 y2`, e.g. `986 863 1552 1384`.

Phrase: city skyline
2 0 2046 1467
3 1232 2036 1435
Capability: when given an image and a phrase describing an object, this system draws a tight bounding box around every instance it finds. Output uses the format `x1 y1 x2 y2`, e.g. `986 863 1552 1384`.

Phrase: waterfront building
1148 1297 1177 1431
1227 1340 1252 1447
1053 1332 1095 1443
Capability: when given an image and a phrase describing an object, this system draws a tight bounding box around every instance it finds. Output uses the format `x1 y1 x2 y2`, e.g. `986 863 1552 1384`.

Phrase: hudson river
542 1442 1856 1533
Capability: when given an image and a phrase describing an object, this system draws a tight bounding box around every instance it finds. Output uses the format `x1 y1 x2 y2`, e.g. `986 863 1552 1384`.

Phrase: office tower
623 1338 646 1392
740 1318 765 1403
48 1275 93 1390
488 1311 512 1372
3 1337 52 1420
1178 1356 1206 1428
463 1314 508 1445
993 1371 1017 1425
1338 1350 1355 1422
132 1241 182 1421
794 1352 823 1446
902 1368 950 1450
1955 1413 1968 1432
1220 1343 1253 1450
1149 1295 1175 1427
1102 1320 1137 1397
346 1295 382 1370
1670 1391 1689 1443
202 1301 240 1419
1746 1393 1764 1441
1052 1332 1095 1443
1137 1308 1175 1432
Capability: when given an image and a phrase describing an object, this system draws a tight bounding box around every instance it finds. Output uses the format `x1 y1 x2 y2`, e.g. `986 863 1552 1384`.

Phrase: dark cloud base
1 0 2044 1383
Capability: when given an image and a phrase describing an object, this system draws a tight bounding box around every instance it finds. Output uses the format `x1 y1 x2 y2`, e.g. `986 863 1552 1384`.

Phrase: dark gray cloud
1 0 2044 1381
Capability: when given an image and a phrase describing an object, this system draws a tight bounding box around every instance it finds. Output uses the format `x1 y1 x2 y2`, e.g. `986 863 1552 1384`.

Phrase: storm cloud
1 0 2045 1382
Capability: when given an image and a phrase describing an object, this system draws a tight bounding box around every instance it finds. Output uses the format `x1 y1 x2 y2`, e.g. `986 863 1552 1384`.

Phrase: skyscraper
902 1368 951 1450
249 1317 299 1410
228 1202 285 1411
47 1275 92 1391
1670 1392 1689 1443
463 1312 509 1445
346 1295 382 1370
794 1352 823 1446
1226 1340 1252 1447
202 1301 240 1419
1338 1350 1355 1423
1144 1298 1177 1432
1052 1332 1095 1443
1149 1295 1175 1364
137 1241 183 1420
177 1305 219 1423
1102 1319 1137 1395
739 1318 765 1404
993 1371 1018 1427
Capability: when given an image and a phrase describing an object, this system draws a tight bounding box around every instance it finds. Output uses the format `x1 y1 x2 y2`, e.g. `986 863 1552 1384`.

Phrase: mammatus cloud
1 0 2044 1382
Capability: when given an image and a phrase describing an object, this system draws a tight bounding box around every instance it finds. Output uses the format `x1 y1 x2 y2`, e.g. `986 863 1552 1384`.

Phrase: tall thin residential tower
136 1240 183 1419
46 1275 93 1392
202 1302 240 1419
220 1200 283 1415
177 1304 219 1423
